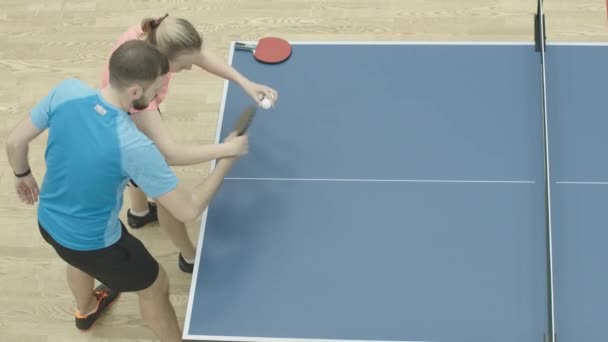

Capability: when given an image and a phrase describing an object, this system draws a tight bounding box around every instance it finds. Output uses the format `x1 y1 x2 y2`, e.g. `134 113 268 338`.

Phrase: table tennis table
183 9 608 342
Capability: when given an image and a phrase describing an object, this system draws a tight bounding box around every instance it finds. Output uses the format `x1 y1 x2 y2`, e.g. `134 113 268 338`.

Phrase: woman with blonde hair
101 14 277 273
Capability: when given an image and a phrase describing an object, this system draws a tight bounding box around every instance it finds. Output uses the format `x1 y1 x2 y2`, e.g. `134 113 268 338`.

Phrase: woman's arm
131 110 248 166
195 48 279 105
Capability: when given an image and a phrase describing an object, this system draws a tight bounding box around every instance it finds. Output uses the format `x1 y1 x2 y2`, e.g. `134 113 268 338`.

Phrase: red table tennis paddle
235 37 292 64
234 106 257 136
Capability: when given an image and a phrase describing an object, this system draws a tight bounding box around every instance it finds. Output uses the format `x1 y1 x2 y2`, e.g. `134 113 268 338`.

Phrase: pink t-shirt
101 25 172 113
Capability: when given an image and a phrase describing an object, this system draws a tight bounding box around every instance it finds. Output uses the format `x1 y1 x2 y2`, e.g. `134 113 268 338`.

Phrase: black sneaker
127 201 158 229
75 284 121 331
179 253 194 273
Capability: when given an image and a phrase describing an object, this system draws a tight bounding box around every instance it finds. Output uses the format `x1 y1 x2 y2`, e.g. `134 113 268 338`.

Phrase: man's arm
131 110 247 166
126 131 246 225
6 116 45 205
154 157 237 223
6 117 44 175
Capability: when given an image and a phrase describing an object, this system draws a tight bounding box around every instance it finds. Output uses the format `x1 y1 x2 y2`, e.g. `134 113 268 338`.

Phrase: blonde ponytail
140 13 168 34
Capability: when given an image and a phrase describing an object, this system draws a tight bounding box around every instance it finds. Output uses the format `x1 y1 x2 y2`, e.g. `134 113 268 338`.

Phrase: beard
132 96 151 110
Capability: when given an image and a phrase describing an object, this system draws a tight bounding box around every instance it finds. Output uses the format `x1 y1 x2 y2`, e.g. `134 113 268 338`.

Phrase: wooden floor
0 0 606 341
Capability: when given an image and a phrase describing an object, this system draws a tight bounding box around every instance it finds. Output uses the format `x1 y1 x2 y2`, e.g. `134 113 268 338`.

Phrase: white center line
225 177 535 184
556 181 608 185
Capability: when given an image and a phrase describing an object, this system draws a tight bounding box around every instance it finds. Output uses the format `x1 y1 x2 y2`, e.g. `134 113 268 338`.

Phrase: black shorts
38 221 159 292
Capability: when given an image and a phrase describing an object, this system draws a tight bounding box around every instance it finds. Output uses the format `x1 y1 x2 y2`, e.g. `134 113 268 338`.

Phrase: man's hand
15 174 39 205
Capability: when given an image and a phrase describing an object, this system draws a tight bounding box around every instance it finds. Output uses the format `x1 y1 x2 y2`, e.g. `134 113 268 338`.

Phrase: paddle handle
235 42 256 51
234 106 257 136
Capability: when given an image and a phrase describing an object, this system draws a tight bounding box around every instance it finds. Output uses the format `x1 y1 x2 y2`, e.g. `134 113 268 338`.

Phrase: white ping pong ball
261 97 272 109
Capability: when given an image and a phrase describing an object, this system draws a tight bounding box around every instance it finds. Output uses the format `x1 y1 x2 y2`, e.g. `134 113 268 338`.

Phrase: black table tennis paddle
234 105 257 136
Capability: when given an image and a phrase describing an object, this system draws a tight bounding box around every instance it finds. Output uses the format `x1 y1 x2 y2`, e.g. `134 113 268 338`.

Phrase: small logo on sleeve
94 104 107 116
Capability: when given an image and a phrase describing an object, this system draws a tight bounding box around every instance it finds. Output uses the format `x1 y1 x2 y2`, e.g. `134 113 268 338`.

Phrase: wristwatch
14 168 31 178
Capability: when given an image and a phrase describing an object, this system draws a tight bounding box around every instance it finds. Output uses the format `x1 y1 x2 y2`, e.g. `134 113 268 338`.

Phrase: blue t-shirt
31 78 178 251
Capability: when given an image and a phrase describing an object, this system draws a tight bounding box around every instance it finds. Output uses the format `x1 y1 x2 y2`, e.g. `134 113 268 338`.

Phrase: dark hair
108 40 169 89
140 15 203 59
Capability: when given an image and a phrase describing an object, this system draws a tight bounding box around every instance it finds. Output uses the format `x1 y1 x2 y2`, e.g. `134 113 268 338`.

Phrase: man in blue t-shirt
6 40 247 341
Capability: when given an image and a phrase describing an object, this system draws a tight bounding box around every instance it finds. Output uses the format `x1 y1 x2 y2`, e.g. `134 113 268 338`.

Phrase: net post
536 1 556 342
535 0 546 52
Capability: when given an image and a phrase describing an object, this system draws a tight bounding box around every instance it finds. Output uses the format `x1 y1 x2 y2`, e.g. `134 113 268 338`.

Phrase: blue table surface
184 43 608 342
546 44 608 342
